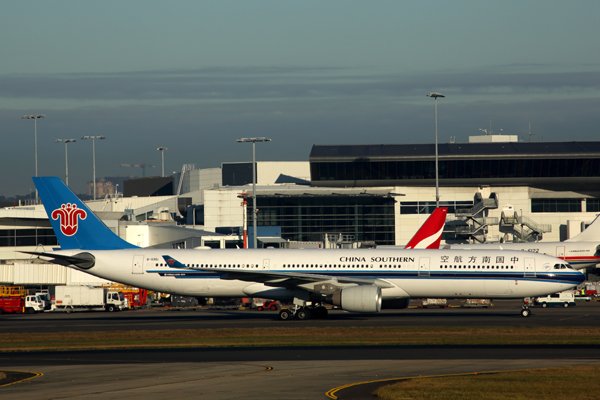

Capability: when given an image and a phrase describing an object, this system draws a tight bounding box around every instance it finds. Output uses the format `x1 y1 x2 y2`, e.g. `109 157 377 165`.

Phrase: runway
1 300 599 399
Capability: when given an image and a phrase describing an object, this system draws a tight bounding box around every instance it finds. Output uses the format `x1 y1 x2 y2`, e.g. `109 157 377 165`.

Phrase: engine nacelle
381 298 410 309
330 286 382 313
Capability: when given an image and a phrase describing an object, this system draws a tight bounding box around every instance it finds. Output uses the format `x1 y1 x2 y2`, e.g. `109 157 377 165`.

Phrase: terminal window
0 228 58 247
586 199 600 212
531 199 582 213
248 195 395 245
400 200 473 215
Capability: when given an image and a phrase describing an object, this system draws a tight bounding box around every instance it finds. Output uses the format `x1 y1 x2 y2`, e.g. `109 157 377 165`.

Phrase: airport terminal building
2 138 600 286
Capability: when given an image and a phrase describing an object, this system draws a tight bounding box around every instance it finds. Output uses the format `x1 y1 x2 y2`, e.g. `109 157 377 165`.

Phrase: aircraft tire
521 308 531 317
296 308 311 321
279 309 292 321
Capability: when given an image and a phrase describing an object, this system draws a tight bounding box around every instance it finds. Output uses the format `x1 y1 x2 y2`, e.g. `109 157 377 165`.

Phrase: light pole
427 93 445 207
55 139 77 186
236 137 271 249
22 114 45 201
157 147 168 177
81 135 106 200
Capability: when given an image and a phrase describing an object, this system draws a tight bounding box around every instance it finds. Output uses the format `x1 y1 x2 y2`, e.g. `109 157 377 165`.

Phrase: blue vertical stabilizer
33 177 139 250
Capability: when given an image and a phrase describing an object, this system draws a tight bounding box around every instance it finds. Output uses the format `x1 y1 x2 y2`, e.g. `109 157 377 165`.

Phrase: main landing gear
521 306 531 317
279 304 329 321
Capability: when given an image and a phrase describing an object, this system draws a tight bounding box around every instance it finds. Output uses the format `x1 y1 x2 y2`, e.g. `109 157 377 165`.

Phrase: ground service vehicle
0 286 45 314
534 290 576 308
35 292 52 310
256 301 279 311
53 285 127 312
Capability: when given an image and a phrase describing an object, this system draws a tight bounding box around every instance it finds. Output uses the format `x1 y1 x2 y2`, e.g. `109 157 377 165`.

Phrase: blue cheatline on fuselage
148 269 585 285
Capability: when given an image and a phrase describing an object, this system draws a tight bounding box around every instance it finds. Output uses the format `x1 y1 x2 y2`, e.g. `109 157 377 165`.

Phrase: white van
534 290 575 308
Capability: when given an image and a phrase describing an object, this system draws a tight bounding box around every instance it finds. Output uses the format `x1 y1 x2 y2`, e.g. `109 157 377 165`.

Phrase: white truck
35 292 52 311
53 286 127 312
534 290 576 308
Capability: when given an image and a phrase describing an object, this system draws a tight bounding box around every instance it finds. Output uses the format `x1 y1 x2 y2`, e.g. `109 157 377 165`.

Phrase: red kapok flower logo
51 203 87 236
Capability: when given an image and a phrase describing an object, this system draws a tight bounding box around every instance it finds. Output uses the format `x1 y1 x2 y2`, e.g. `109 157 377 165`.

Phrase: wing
161 255 394 289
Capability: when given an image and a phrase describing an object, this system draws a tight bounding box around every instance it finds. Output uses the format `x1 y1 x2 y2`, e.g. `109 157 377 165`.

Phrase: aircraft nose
576 271 586 283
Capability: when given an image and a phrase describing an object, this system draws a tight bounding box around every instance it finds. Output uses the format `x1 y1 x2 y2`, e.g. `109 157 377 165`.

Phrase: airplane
26 177 584 320
444 215 600 270
404 207 447 249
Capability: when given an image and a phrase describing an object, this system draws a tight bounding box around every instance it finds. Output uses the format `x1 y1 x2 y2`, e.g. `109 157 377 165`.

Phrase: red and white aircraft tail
404 207 448 249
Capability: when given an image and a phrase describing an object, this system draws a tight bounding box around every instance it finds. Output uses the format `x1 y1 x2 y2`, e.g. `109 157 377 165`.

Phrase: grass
373 366 600 400
1 326 599 351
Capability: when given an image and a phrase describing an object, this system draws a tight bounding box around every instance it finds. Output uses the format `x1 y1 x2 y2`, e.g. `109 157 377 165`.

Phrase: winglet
404 207 448 249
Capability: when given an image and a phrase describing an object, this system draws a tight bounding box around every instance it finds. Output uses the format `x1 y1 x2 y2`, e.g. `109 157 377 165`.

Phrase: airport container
461 299 492 308
420 298 448 308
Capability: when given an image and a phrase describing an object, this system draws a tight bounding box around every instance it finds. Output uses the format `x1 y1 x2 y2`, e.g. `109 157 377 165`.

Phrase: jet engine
330 285 382 313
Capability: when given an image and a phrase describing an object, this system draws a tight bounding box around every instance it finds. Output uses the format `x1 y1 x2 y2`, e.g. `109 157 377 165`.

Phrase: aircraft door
132 255 144 274
524 257 536 277
556 246 566 260
262 259 270 270
418 258 430 277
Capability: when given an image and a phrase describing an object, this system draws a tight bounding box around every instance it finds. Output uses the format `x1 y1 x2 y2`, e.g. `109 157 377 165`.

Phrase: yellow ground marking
0 370 44 388
325 370 501 399
559 314 591 321
10 364 271 399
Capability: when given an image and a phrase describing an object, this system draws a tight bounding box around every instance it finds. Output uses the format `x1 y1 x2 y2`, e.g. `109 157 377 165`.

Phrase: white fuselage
447 241 600 270
56 248 584 301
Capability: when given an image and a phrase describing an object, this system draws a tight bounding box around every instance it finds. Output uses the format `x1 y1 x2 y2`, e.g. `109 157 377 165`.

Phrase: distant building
123 176 173 197
87 176 133 198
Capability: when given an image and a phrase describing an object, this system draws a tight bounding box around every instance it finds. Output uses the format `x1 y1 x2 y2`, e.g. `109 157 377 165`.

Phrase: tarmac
1 300 599 399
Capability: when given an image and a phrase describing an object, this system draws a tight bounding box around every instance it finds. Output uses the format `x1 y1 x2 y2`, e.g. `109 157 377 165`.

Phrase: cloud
2 67 599 103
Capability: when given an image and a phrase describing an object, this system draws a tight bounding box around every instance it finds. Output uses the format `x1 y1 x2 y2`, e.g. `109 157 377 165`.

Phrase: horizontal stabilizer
21 251 95 269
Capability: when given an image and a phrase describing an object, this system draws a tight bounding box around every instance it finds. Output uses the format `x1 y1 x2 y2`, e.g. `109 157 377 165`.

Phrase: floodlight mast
55 139 77 186
236 137 271 249
157 147 168 177
22 114 45 202
81 135 106 200
426 93 445 207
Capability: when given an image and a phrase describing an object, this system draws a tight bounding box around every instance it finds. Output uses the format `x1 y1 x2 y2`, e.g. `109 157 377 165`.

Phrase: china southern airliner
26 177 584 319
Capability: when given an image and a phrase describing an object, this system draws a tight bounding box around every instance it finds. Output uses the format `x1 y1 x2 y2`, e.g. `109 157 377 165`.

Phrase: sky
1 1 600 197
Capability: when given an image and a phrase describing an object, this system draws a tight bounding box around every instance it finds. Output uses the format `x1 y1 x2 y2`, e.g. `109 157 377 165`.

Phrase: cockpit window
554 263 574 270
